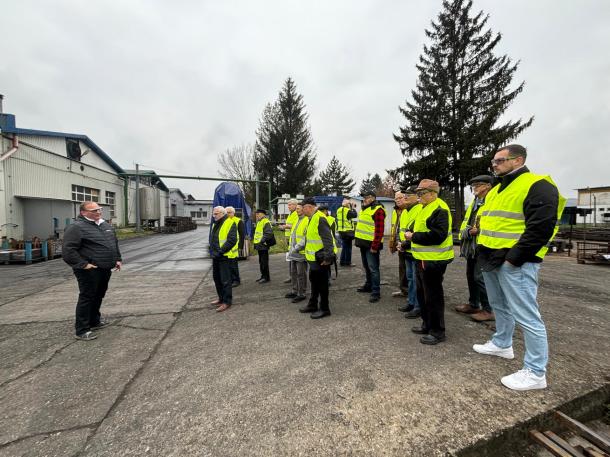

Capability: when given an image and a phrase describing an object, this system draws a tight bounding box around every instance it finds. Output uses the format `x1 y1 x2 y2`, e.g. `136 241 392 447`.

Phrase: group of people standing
63 144 565 392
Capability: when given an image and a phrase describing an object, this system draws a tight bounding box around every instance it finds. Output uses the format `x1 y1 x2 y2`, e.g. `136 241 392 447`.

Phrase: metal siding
78 140 118 174
19 135 66 155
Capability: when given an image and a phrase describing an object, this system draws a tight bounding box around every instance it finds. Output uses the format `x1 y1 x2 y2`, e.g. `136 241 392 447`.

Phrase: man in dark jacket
295 197 335 319
473 144 565 391
336 198 357 266
225 206 245 287
355 191 386 303
63 201 122 341
209 206 238 312
253 209 274 283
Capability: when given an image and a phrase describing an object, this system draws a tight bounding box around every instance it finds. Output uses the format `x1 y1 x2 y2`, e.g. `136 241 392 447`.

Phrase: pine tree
370 173 383 194
318 156 355 196
392 0 533 224
359 173 375 196
254 77 317 207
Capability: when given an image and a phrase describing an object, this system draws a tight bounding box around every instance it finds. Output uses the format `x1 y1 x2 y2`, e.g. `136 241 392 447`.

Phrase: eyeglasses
416 190 430 196
86 208 102 213
490 157 517 165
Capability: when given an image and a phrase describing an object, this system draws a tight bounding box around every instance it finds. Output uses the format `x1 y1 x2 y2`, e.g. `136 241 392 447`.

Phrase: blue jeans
483 262 547 376
360 247 380 297
405 257 419 310
340 235 353 265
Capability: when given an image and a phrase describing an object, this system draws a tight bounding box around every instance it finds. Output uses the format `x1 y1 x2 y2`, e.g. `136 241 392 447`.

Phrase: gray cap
469 175 494 185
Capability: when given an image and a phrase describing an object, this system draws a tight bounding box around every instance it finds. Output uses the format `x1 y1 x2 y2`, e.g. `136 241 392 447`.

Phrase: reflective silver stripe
480 229 521 240
355 219 374 226
307 239 323 245
480 210 524 220
411 245 453 253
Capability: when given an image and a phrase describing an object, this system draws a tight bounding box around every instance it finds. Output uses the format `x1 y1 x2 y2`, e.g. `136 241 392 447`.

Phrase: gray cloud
2 0 608 198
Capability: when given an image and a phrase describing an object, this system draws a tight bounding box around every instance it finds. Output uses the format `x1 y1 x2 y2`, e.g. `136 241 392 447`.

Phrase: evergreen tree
254 77 317 208
359 173 375 196
392 0 533 224
370 173 383 194
318 156 355 195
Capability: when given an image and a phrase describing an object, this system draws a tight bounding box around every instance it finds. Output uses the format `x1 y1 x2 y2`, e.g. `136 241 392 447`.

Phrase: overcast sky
2 0 609 199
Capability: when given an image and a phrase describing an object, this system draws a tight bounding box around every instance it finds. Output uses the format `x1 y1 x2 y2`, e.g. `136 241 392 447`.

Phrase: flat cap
301 197 317 206
403 185 418 195
416 179 440 193
255 208 267 215
468 175 494 185
360 190 376 198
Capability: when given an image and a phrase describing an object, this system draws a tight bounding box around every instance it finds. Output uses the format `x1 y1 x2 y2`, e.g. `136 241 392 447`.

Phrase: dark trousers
339 235 353 265
308 263 330 312
230 259 240 284
415 260 448 338
466 256 490 311
74 268 112 335
398 251 408 294
213 257 233 305
360 247 381 297
258 250 270 280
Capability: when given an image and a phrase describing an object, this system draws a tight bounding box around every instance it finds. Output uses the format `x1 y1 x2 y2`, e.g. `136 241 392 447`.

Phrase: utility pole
135 163 141 232
255 173 260 210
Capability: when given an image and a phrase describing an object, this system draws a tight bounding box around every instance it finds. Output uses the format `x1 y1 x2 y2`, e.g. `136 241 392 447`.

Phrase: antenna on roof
0 94 4 114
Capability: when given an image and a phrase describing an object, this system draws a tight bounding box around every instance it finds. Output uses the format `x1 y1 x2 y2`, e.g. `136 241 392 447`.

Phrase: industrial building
0 110 170 242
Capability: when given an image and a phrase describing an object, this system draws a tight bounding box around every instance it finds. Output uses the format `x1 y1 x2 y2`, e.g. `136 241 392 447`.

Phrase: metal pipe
0 135 19 162
135 163 141 232
117 172 269 185
255 173 260 210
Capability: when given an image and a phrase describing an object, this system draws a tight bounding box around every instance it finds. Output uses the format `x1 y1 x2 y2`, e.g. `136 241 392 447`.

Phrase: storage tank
139 187 161 220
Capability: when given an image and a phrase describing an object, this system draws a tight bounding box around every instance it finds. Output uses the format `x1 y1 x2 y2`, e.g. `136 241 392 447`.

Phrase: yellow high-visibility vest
336 206 354 232
254 217 271 244
305 211 325 262
228 216 241 254
326 215 338 253
411 198 454 261
285 210 299 237
355 204 385 241
290 215 309 254
478 173 566 259
458 200 479 241
218 218 238 259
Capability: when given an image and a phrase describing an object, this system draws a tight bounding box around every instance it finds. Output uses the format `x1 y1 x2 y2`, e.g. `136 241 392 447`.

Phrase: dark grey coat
63 216 122 270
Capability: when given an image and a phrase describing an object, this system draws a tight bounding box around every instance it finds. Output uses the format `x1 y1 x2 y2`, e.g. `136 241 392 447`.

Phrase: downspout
0 135 19 162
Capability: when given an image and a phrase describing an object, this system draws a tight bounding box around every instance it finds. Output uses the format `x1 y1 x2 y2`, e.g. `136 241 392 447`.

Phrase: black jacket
209 215 238 259
62 217 122 270
236 219 245 250
477 166 559 270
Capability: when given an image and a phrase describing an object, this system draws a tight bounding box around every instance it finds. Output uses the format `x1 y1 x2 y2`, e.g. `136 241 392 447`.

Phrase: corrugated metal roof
0 113 124 174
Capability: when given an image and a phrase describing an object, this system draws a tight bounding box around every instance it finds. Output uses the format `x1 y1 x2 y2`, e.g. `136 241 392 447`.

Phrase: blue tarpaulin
212 182 253 237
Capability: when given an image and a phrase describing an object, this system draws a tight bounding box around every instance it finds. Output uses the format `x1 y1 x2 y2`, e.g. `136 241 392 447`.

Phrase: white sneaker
501 368 547 391
472 340 514 359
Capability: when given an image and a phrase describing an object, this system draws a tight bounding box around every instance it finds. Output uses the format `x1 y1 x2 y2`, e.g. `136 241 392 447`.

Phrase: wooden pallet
530 411 610 456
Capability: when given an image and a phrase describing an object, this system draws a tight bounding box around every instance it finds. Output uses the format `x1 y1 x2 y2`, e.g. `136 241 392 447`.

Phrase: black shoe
357 286 372 293
420 334 446 345
398 304 414 313
411 326 428 335
369 295 380 303
255 277 264 283
258 278 270 284
292 295 306 303
285 292 297 299
404 309 421 319
75 331 97 341
232 281 241 287
299 304 318 313
311 310 331 319
90 318 110 330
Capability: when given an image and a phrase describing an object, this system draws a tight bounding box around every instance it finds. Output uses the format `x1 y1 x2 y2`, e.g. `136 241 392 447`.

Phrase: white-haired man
209 206 238 312
279 198 299 283
225 206 245 287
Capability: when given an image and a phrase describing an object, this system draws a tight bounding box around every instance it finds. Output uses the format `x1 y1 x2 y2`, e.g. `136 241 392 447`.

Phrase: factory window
202 211 208 218
72 185 100 202
105 191 116 218
66 139 82 161
190 211 203 218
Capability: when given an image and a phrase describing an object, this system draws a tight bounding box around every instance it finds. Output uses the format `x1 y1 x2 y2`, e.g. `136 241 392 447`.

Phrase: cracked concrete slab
0 325 165 446
0 427 91 457
0 321 74 386
117 314 176 331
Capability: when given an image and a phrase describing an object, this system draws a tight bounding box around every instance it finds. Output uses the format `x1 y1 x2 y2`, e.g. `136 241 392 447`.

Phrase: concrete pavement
0 229 608 456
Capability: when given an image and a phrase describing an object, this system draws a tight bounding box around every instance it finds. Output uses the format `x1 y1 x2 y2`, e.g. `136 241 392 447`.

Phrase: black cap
255 208 267 215
301 197 316 206
360 190 376 198
403 185 418 195
468 175 494 185
318 204 329 211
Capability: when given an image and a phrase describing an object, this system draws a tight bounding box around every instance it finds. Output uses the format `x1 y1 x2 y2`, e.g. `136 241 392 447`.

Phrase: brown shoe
455 303 479 314
216 303 231 312
471 310 495 322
